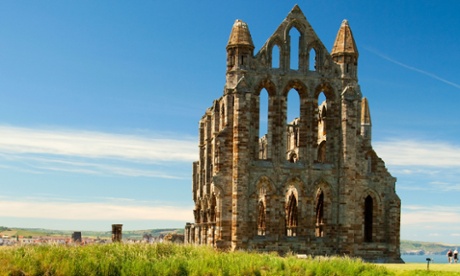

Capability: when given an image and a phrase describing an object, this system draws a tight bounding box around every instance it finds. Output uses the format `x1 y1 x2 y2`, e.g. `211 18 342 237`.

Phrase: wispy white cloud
0 198 193 222
402 205 460 226
400 205 460 243
0 125 197 162
0 125 197 178
365 47 460 90
375 140 460 192
396 185 430 192
428 181 460 192
0 153 187 178
374 139 460 168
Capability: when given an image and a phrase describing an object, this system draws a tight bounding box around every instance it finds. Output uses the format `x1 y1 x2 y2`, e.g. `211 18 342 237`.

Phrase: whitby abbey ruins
185 5 402 263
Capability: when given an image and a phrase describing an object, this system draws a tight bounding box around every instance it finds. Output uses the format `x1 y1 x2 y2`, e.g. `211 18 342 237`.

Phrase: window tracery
286 191 298 236
315 188 324 237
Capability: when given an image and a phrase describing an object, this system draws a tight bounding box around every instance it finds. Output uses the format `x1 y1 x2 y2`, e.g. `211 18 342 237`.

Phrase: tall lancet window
364 195 373 242
272 44 280 69
286 191 298 237
315 189 324 237
259 89 269 160
257 200 266 236
289 27 300 70
286 88 300 162
309 48 317 71
317 92 327 162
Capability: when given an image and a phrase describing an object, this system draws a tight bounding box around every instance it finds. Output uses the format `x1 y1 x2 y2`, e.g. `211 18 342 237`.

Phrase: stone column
112 224 123 242
72 231 82 243
185 223 191 244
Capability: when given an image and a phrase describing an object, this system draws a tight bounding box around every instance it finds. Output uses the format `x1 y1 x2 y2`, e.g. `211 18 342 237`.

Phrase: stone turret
226 19 254 89
331 20 359 80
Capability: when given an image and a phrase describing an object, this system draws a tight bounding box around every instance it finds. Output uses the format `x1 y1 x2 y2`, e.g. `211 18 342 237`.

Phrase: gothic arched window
272 44 280 68
309 48 317 71
286 191 298 236
364 195 373 242
289 27 301 70
315 189 324 237
286 88 300 161
257 200 266 236
259 89 269 160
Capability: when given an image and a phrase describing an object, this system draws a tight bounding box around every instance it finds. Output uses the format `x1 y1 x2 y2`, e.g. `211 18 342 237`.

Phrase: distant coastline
401 240 460 256
2 226 459 257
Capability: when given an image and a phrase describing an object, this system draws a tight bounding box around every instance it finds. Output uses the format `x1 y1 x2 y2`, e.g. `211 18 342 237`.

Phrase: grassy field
0 243 392 276
381 263 460 275
2 243 460 275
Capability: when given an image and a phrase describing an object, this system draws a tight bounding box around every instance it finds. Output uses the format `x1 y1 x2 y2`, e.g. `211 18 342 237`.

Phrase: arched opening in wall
286 191 298 237
315 188 324 237
272 44 280 69
309 48 317 71
320 105 327 136
259 89 269 160
287 89 300 127
317 91 327 162
227 49 235 69
257 200 266 236
318 92 326 106
289 27 300 70
287 89 300 162
364 195 373 242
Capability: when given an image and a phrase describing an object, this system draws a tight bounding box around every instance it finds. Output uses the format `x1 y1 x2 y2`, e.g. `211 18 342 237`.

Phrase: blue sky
1 1 460 244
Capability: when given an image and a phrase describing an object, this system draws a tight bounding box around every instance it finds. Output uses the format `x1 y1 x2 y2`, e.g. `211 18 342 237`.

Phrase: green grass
6 243 460 275
381 263 460 276
0 243 392 276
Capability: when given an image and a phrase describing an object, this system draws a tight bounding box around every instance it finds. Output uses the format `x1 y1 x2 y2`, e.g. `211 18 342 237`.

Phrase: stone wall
185 5 402 263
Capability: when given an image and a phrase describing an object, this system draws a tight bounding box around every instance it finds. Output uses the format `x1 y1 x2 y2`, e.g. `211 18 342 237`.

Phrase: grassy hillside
401 240 460 255
0 226 183 240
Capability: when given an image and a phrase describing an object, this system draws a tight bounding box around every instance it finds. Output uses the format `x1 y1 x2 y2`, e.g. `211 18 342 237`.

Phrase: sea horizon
402 254 453 264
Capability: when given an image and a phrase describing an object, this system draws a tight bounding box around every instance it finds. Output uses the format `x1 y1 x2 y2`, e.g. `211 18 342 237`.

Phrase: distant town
0 226 184 246
2 225 460 257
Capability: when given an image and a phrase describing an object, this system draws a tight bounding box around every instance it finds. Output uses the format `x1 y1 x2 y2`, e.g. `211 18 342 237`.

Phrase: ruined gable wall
187 5 401 263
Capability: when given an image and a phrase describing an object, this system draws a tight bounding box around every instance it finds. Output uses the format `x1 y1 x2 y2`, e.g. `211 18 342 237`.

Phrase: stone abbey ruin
185 5 402 263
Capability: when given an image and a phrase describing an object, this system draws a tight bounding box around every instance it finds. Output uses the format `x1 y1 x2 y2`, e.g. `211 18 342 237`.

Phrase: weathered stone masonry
185 5 402 263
